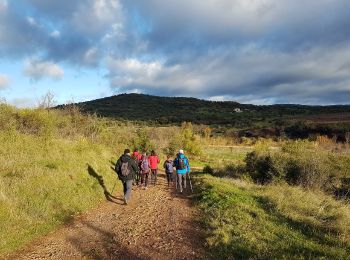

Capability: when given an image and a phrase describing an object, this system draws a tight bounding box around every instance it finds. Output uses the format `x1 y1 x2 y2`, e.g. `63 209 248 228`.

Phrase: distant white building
233 108 242 113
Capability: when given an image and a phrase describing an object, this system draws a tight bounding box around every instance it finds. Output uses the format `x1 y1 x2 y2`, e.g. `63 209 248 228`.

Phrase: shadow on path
87 164 124 204
67 220 150 260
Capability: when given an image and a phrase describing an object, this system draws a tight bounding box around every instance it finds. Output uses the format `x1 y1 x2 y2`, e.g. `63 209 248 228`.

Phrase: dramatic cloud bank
1 0 350 104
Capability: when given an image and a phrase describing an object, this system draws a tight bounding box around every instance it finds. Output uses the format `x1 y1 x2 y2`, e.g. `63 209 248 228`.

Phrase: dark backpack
120 161 131 176
165 161 173 173
178 157 186 170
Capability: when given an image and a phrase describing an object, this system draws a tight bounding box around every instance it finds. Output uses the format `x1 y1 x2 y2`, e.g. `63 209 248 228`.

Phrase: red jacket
132 151 142 161
148 155 160 170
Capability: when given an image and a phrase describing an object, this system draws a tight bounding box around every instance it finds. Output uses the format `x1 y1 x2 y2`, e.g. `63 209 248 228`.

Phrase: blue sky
1 0 350 107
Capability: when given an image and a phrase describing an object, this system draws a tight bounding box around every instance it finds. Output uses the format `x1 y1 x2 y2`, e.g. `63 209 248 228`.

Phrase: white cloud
0 74 10 89
107 44 350 103
71 0 123 36
50 30 60 38
2 0 350 104
26 16 37 26
23 59 64 81
9 97 36 108
84 47 99 65
0 0 7 10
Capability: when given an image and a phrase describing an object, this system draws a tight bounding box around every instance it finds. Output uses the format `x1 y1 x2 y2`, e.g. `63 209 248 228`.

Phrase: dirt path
7 173 208 260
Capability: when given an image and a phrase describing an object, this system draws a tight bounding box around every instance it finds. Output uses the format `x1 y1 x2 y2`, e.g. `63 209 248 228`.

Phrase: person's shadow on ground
86 164 124 204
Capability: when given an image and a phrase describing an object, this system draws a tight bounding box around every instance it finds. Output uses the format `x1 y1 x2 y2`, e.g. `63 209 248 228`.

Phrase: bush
285 153 332 190
131 128 153 152
203 165 214 174
243 140 348 193
181 122 203 156
245 152 279 184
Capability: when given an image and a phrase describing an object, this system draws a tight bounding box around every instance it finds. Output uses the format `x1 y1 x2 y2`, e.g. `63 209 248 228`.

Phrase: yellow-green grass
196 174 350 259
191 146 253 168
0 131 119 256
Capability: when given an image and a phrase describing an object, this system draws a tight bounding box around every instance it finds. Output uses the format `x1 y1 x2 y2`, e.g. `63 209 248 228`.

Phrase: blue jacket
174 154 190 174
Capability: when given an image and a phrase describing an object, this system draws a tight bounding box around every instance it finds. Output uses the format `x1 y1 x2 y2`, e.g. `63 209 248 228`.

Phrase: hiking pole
175 172 178 190
187 172 193 193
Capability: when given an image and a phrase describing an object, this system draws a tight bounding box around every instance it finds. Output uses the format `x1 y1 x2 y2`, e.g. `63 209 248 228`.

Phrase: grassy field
0 104 202 256
196 174 350 259
0 105 126 256
191 145 254 168
1 102 350 258
0 130 119 256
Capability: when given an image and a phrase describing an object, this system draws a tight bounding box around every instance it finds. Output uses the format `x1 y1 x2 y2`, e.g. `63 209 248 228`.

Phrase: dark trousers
151 169 158 185
135 171 141 185
141 172 149 187
122 179 133 202
166 171 174 185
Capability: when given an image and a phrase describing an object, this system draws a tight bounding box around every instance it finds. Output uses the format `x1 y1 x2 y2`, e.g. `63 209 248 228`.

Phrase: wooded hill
57 93 350 128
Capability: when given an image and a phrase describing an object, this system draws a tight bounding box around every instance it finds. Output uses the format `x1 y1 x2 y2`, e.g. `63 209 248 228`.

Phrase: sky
1 0 350 107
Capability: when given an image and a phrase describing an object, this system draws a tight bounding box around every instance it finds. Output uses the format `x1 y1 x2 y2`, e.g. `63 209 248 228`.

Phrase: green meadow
1 102 350 259
196 175 350 259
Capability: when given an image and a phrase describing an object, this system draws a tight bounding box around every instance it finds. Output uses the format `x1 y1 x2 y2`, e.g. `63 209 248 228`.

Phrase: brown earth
292 112 350 124
6 173 208 260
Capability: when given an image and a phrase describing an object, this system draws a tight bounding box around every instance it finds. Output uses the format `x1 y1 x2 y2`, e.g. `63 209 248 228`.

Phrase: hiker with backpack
148 150 160 185
140 152 150 189
173 149 190 193
163 155 174 186
132 148 142 185
115 149 139 204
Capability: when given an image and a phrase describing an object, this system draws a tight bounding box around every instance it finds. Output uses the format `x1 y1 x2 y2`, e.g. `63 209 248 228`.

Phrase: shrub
244 140 347 193
245 152 279 184
164 133 183 156
165 122 203 157
181 122 203 156
244 151 258 174
131 128 153 152
284 153 333 190
203 165 214 174
218 164 246 178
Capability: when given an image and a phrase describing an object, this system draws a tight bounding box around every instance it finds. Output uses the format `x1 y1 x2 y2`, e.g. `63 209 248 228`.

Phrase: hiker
132 148 142 161
132 148 142 185
174 149 190 193
148 150 160 185
115 149 139 204
163 155 174 186
140 152 150 189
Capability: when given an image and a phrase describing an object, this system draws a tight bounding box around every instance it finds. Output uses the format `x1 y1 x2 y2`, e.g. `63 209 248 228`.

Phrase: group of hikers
115 148 191 204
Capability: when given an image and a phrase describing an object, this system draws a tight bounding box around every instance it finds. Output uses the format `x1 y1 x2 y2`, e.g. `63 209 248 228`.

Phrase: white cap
179 149 184 154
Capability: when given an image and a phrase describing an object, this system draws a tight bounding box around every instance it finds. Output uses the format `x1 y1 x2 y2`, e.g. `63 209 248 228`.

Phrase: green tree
181 122 202 156
132 128 153 152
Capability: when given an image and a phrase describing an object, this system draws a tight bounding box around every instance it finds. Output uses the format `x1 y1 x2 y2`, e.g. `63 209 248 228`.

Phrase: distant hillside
57 93 350 128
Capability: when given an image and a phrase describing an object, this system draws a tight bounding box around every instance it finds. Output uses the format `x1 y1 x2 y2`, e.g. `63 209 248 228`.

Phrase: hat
179 149 184 154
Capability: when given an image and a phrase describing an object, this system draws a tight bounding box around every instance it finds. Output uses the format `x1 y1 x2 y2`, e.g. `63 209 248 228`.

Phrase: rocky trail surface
6 173 208 260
